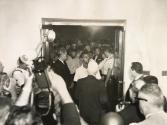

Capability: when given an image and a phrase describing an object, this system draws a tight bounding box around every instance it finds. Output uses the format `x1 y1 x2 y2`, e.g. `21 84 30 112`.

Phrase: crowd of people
0 38 167 125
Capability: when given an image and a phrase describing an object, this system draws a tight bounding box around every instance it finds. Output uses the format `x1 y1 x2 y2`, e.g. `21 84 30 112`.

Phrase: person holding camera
12 55 33 96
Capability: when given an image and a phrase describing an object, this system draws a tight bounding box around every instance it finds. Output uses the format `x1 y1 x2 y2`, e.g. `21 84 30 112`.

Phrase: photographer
5 66 81 125
12 55 33 96
5 73 43 125
33 29 81 125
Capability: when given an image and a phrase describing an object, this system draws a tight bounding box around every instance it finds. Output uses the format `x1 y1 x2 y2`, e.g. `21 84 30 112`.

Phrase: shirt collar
146 111 165 119
135 74 143 80
58 58 64 64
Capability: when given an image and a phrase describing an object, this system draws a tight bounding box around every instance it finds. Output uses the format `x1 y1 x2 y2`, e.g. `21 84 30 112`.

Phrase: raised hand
46 67 72 104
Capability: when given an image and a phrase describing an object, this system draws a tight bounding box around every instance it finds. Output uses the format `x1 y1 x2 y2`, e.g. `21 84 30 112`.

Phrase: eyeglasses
135 97 148 102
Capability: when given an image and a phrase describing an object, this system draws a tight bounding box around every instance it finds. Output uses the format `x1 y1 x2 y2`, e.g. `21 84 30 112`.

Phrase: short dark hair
80 51 89 58
131 62 143 74
57 47 67 57
5 106 43 125
143 75 158 84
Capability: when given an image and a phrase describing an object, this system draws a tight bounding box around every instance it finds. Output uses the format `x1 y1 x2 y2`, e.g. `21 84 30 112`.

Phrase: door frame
41 18 126 98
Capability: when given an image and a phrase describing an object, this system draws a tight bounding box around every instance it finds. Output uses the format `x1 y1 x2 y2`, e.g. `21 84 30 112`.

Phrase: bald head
101 112 124 125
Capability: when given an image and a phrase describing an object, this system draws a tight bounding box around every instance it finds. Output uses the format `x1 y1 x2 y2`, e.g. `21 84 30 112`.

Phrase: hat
87 59 99 75
19 54 29 65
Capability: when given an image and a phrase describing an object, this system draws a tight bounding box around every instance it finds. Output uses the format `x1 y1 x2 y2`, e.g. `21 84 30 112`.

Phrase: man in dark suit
125 62 144 102
51 47 72 89
75 60 108 125
118 79 146 125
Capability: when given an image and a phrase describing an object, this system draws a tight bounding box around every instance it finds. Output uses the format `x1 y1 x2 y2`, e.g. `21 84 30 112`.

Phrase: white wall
0 0 167 96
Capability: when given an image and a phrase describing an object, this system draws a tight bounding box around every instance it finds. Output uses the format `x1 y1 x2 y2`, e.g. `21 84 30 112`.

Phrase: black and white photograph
0 0 167 125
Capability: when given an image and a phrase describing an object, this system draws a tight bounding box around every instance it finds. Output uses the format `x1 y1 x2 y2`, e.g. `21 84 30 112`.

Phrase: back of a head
131 62 143 74
143 75 158 84
101 112 124 125
5 106 42 125
139 83 164 108
87 60 99 76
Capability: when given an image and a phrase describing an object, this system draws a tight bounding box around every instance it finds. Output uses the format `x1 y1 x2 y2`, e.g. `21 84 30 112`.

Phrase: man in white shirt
66 49 80 75
101 47 114 85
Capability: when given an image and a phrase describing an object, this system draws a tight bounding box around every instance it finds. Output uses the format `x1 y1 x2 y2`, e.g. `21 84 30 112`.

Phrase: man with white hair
75 60 108 125
130 84 167 125
74 51 101 82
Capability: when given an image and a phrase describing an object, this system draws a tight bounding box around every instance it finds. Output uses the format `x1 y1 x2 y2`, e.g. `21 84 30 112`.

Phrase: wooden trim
42 18 126 27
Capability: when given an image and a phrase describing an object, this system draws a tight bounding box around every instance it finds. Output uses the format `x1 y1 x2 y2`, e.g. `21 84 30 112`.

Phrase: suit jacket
130 111 167 125
51 59 72 88
118 103 144 125
125 75 144 102
62 103 81 125
75 75 108 125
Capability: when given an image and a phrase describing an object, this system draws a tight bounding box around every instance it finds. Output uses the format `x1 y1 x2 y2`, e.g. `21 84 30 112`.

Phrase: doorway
41 18 126 105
